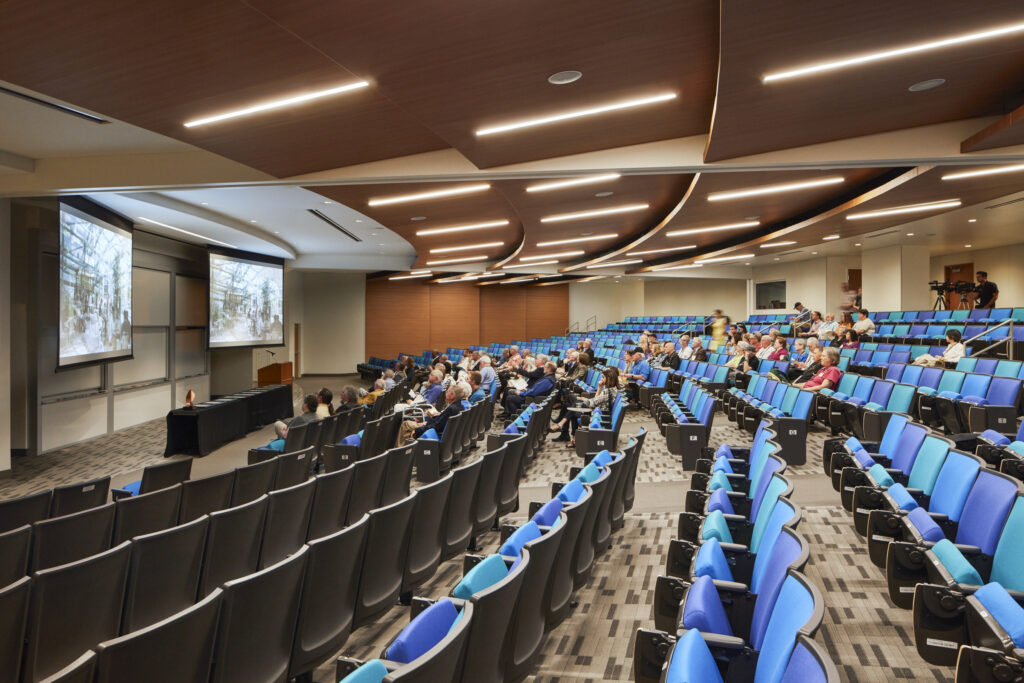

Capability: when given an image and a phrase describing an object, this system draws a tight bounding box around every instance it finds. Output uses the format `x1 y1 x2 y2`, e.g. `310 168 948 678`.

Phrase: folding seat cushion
555 479 585 504
866 463 895 487
681 575 733 636
708 471 732 492
707 489 734 515
590 450 614 467
499 521 542 564
693 538 733 582
384 598 462 664
701 510 732 543
420 429 439 440
341 433 361 446
974 583 1024 648
340 660 389 683
664 629 723 683
905 507 945 543
576 463 602 484
885 484 918 511
452 554 508 600
531 499 563 527
931 539 984 585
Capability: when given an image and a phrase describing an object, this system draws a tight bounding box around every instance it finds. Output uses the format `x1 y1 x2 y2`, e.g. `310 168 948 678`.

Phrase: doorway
944 263 974 309
293 323 301 377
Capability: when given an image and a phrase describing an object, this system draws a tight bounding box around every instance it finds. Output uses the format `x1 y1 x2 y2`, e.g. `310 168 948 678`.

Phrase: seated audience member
264 420 288 451
739 343 760 373
767 337 789 361
660 341 681 370
382 369 396 390
468 371 486 404
290 394 319 427
457 352 472 372
795 347 842 392
478 355 497 393
359 379 387 405
690 337 708 362
788 345 822 382
736 323 748 335
852 309 875 337
800 311 823 338
725 340 745 368
840 329 860 349
789 338 808 363
913 329 966 367
678 334 693 361
397 383 468 444
755 335 774 360
420 370 444 405
468 350 482 372
553 366 620 446
519 353 548 387
579 339 595 364
438 354 453 374
818 313 839 340
504 361 556 415
337 386 360 412
562 350 587 382
316 387 335 418
182 389 197 409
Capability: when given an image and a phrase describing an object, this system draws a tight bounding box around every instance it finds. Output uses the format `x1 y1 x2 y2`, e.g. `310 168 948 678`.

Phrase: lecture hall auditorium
4 3 1024 682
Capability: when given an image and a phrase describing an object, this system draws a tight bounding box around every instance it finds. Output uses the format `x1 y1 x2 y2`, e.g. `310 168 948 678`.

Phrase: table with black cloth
164 384 294 457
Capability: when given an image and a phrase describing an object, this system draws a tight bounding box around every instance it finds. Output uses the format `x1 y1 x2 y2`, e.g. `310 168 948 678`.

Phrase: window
756 281 787 310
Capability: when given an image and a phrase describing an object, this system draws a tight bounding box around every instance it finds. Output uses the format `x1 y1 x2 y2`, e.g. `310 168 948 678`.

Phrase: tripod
932 290 947 312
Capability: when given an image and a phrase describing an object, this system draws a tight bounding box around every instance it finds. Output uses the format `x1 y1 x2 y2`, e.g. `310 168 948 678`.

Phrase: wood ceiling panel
706 1 1024 161
961 102 1024 152
247 0 718 168
0 0 447 177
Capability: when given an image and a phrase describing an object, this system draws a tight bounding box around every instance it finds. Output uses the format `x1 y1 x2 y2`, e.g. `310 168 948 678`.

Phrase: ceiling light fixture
759 240 797 248
707 177 844 202
520 251 584 261
504 260 559 268
941 164 1024 181
540 203 648 223
389 272 433 280
908 78 946 92
526 173 621 193
499 276 537 285
653 264 703 271
476 92 677 136
763 21 1024 82
548 70 583 85
575 275 607 283
594 191 614 198
965 244 973 248
136 217 236 248
368 183 490 207
536 233 618 247
855 243 862 247
846 199 961 220
823 234 840 241
584 259 642 269
184 81 369 127
906 232 914 236
416 219 510 236
968 218 977 223
665 220 760 237
626 245 697 256
425 255 490 265
428 241 504 254
694 253 755 264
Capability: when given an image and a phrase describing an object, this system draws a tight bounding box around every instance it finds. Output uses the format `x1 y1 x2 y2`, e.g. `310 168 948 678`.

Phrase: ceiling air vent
985 196 1024 210
865 229 899 239
308 209 363 242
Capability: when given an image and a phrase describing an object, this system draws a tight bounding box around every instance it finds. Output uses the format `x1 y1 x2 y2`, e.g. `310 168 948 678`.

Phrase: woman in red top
796 347 842 391
767 337 789 361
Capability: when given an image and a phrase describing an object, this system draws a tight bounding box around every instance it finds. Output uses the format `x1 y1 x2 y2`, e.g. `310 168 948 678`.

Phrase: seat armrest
110 488 132 501
701 632 748 650
711 579 751 594
462 553 485 574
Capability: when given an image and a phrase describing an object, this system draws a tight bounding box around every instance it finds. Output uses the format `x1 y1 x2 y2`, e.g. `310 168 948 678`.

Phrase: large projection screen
209 252 284 349
59 203 133 367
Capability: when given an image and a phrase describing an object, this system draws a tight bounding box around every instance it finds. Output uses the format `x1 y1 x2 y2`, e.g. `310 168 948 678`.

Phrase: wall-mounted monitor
209 251 284 349
58 203 134 367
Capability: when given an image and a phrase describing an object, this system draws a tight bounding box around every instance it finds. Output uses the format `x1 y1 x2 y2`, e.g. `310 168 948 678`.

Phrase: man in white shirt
755 336 773 359
818 314 839 340
852 309 875 337
678 334 694 361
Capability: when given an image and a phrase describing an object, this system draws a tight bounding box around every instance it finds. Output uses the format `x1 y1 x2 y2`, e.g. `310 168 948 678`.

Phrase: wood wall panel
480 287 527 346
365 279 431 361
524 287 570 341
428 284 480 353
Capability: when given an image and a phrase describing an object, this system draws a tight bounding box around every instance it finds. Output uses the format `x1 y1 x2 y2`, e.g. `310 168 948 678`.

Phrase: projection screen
208 252 284 349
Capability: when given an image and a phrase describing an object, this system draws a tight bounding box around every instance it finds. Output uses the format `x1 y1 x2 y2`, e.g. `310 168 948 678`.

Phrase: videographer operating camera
968 270 999 309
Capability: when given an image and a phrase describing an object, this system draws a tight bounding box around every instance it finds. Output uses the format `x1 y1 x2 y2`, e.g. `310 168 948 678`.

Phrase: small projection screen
59 203 134 367
209 251 284 349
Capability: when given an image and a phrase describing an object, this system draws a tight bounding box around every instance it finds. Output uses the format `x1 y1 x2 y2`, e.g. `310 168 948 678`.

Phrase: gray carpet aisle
2 390 955 682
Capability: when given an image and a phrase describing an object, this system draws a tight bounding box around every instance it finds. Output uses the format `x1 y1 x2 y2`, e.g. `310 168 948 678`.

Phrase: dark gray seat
0 490 52 533
620 428 647 515
345 452 387 525
379 601 474 683
380 444 416 506
259 479 315 569
122 515 209 633
456 552 529 683
0 576 31 683
354 493 416 628
231 458 278 506
0 524 31 587
111 457 193 500
38 651 96 683
401 473 453 599
289 516 369 679
95 588 222 683
319 444 349 474
496 434 527 518
210 546 308 683
470 445 505 545
572 469 612 590
307 465 354 541
592 454 627 557
199 495 268 597
545 488 594 629
112 484 181 544
32 502 115 571
22 542 131 683
274 447 314 490
178 471 234 523
441 458 482 561
50 476 110 517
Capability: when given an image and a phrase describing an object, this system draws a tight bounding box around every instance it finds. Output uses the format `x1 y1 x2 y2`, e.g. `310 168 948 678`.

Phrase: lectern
258 361 293 386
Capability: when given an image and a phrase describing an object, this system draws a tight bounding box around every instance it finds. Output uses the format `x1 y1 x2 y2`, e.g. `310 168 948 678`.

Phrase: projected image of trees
209 255 284 345
59 210 132 363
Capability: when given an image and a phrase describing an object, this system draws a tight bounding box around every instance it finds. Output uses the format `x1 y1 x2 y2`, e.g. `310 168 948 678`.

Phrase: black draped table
164 384 294 457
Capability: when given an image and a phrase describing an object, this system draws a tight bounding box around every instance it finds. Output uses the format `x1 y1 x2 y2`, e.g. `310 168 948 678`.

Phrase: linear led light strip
536 233 618 247
429 241 504 254
759 240 796 248
526 173 621 193
499 276 537 285
519 250 584 261
575 275 608 283
694 253 755 264
184 81 369 127
416 219 509 236
653 264 704 271
942 164 1024 180
763 21 1024 82
369 183 490 207
665 221 759 237
707 177 843 202
389 272 433 280
626 246 696 256
846 199 961 220
476 93 676 136
504 260 558 269
541 203 648 223
425 255 490 265
137 217 236 248
585 259 642 269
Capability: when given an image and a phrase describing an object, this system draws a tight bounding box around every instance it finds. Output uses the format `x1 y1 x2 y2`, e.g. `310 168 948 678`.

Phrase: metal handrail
965 319 1015 360
586 315 598 332
565 321 580 335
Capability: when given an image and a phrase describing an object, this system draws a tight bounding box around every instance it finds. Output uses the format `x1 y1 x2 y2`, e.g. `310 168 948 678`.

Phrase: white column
0 199 11 475
861 245 933 312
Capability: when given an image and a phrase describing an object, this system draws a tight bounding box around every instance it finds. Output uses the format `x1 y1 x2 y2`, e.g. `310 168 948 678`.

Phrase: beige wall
643 278 747 322
300 271 366 374
931 244 1024 310
751 260 828 315
568 280 643 331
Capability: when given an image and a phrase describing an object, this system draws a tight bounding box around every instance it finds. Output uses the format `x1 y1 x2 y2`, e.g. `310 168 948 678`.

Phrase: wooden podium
258 361 293 386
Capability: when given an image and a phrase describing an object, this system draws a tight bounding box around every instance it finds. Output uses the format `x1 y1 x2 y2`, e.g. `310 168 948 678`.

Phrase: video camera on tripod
928 280 976 311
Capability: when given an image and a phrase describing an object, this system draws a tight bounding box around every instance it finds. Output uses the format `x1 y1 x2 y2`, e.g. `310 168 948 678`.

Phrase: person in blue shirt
420 370 444 405
263 420 288 451
622 347 651 407
789 338 809 363
468 371 487 404
478 356 497 393
503 361 556 416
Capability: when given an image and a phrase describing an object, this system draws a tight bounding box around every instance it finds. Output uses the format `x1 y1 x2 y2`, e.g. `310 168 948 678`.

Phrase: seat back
751 472 792 554
23 542 131 683
918 367 944 390
346 451 388 525
906 436 953 495
178 471 234 523
936 370 966 395
0 490 52 534
49 476 110 517
834 374 857 396
230 458 278 506
274 447 313 490
986 378 1021 406
955 471 1020 555
442 458 483 561
211 547 308 683
459 553 530 682
866 381 894 408
381 444 416 507
754 572 824 683
386 601 474 682
497 435 528 517
781 635 839 683
32 501 115 571
975 358 999 375
852 376 875 402
995 360 1023 377
571 471 611 589
95 589 222 683
112 484 181 544
289 516 369 679
260 479 315 569
884 384 916 413
750 527 810 649
889 423 929 474
354 492 417 628
990 497 1024 591
928 451 982 521
282 422 308 453
138 457 193 496
959 373 991 399
123 515 209 633
471 445 505 537
307 465 354 541
0 576 31 683
402 474 453 595
199 495 268 597
0 525 31 587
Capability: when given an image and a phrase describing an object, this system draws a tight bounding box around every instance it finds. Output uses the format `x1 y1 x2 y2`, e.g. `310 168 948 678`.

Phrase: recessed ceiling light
665 220 760 237
136 217 236 248
846 199 961 220
183 81 369 127
378 242 385 246
368 184 490 207
200 202 209 206
595 191 614 198
425 255 490 265
942 164 1024 180
249 219 257 223
763 21 1024 82
708 177 844 202
908 78 946 92
694 253 755 264
823 234 840 241
626 246 697 256
760 240 797 248
323 200 333 205
548 70 583 85
541 203 648 223
585 259 643 269
653 263 703 271
355 219 362 223
520 251 584 261
370 231 378 235
476 92 677 136
389 272 433 280
744 262 750 265
968 218 977 223
416 219 509 236
774 257 781 261
811 251 818 255
526 173 620 193
429 241 505 254
274 231 280 234
504 260 558 268
855 243 862 247
965 244 973 248
536 233 618 247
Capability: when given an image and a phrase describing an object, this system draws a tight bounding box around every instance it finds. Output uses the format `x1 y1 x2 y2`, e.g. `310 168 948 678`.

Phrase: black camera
953 280 976 295
928 280 950 293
